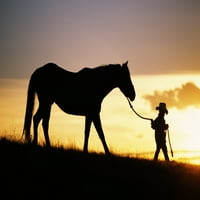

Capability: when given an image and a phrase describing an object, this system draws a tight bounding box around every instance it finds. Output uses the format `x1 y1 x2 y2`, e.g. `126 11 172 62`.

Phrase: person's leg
154 146 160 161
162 145 169 161
154 135 160 161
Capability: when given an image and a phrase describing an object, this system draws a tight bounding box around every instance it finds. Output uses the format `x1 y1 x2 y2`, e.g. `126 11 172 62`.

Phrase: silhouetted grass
0 137 200 199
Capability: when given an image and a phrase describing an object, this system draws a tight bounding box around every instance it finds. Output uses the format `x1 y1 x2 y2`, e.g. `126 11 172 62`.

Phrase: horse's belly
55 101 100 116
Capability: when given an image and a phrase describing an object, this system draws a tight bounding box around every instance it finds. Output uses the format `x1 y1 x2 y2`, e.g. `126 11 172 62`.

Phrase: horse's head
118 61 135 101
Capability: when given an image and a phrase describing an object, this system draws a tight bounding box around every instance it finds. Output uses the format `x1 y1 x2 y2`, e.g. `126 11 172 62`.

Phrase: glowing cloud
143 82 200 109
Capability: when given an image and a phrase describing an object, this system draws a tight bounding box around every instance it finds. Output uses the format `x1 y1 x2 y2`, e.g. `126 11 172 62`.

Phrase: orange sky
1 74 200 156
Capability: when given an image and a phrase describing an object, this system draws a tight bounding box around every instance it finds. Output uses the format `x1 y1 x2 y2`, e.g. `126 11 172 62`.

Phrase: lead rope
167 129 174 157
127 98 174 158
127 98 152 121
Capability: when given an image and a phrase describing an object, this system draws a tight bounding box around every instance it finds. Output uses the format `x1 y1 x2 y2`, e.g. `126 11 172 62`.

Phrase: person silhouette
151 102 170 162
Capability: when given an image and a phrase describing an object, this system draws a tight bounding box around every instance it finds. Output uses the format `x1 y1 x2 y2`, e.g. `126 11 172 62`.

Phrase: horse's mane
97 63 121 69
78 64 121 74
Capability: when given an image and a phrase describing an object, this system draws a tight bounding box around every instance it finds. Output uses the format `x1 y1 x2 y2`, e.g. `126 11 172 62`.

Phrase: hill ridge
0 138 200 199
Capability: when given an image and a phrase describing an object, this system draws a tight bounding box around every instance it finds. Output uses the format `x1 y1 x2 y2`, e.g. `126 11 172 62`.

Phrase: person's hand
151 119 154 128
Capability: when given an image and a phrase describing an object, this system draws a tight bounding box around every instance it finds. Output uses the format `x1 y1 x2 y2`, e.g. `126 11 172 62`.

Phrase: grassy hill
0 137 200 199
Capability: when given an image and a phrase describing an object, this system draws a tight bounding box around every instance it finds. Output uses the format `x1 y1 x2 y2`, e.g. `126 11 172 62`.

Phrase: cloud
143 82 200 110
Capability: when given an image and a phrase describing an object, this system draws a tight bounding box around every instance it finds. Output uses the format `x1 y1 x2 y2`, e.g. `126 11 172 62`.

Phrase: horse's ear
122 60 128 67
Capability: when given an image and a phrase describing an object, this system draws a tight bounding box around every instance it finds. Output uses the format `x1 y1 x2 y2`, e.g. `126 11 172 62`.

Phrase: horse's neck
96 67 119 99
75 65 119 100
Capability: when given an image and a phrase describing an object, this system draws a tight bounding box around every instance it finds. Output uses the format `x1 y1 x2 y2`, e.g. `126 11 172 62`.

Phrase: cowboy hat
156 102 168 114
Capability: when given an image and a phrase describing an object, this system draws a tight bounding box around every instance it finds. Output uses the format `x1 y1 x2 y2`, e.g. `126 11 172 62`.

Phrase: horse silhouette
22 61 135 154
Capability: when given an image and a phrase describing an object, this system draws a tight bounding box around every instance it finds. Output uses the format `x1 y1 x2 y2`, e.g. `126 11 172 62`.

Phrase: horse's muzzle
129 94 135 101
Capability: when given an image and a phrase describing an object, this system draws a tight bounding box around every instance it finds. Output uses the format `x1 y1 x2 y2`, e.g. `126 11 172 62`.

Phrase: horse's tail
22 74 36 142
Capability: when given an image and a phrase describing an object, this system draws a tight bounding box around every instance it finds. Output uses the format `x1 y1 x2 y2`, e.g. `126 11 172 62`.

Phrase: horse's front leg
83 115 92 153
93 114 110 155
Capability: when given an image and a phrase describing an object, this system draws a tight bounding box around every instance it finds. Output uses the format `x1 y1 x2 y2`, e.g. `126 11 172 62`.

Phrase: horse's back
30 63 94 96
32 63 74 85
33 63 72 77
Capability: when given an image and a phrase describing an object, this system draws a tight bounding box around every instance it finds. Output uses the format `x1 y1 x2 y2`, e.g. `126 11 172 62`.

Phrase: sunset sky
1 0 200 163
1 0 200 78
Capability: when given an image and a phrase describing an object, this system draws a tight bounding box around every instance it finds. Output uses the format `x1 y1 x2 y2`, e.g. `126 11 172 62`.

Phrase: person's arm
151 119 156 129
164 124 169 130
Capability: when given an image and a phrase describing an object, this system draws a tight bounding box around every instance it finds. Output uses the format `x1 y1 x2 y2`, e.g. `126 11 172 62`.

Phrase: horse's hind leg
42 104 51 147
33 102 51 146
83 116 92 153
33 106 43 145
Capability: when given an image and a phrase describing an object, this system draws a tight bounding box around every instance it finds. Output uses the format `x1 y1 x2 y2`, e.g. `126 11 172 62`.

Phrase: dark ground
0 137 200 200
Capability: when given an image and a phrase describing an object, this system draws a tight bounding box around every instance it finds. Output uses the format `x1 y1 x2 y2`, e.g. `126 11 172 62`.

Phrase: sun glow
171 107 200 151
